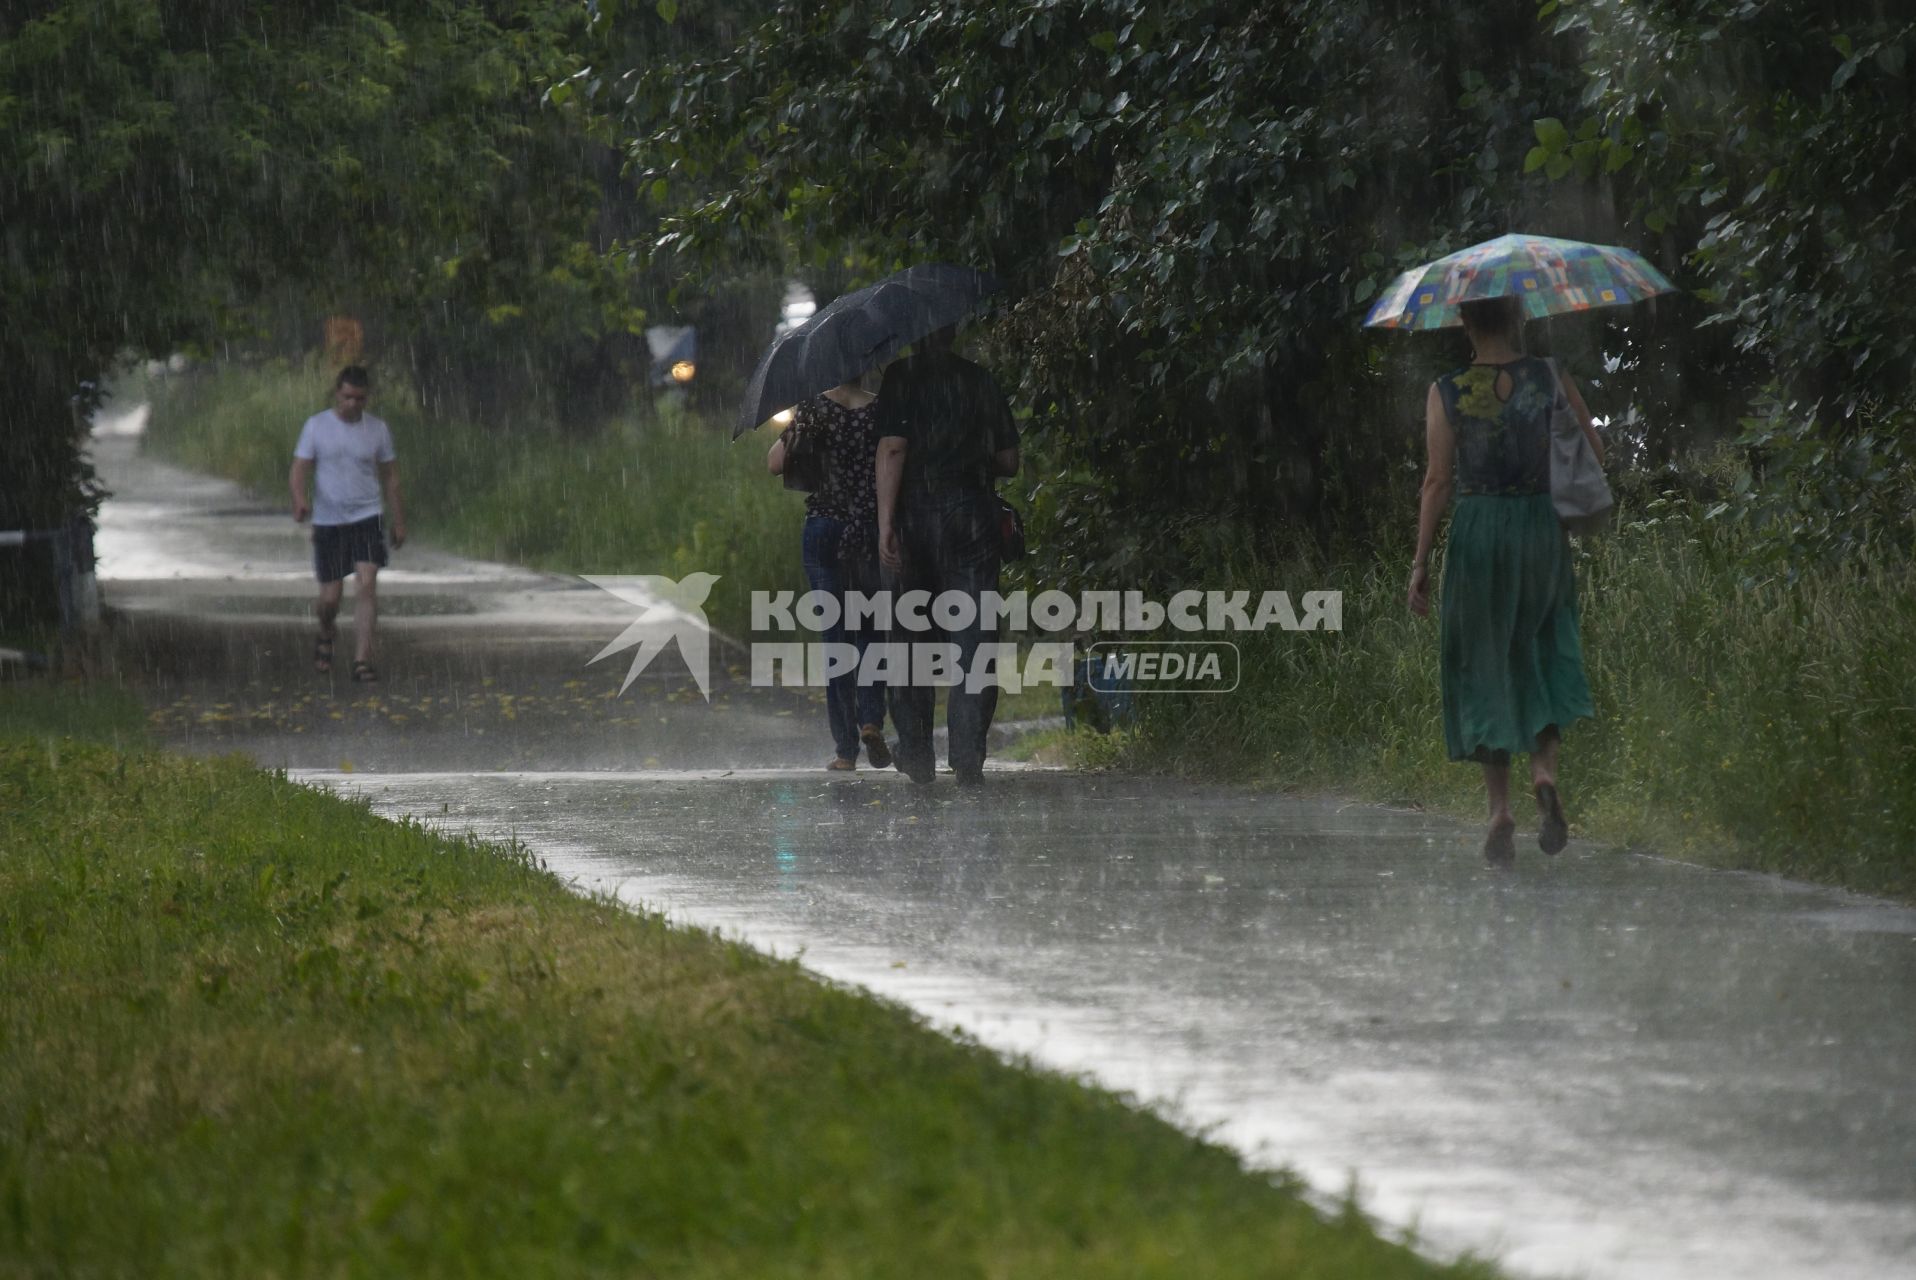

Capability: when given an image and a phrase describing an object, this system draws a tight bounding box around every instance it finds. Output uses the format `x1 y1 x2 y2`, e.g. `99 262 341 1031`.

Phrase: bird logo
582 573 721 700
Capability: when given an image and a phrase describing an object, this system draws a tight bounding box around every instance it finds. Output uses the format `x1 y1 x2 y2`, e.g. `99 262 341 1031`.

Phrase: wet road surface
95 421 1916 1279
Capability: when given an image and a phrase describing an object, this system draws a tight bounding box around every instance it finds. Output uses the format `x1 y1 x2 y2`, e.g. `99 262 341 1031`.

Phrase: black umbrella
732 263 1002 438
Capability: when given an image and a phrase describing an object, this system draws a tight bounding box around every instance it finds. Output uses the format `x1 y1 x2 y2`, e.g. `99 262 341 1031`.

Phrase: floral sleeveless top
1436 357 1557 497
794 394 881 555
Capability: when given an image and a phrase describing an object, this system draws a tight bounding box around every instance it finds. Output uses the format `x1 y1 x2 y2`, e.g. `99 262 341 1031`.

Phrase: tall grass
134 360 805 636
1143 506 1916 898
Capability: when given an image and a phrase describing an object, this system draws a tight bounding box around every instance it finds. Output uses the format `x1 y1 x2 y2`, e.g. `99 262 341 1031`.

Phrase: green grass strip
0 733 1492 1278
0 679 148 750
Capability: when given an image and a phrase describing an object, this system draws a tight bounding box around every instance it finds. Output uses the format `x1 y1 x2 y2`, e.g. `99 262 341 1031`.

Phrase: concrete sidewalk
92 428 826 772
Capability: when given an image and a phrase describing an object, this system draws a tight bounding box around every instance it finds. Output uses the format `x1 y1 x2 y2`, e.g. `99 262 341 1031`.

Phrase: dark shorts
313 516 389 584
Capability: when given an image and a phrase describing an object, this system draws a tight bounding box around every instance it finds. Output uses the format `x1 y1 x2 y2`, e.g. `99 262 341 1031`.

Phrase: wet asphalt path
94 418 1916 1280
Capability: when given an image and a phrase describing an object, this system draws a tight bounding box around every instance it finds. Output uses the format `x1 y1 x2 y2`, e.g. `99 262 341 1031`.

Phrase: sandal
826 756 856 771
1536 782 1568 855
313 632 335 673
1484 819 1516 868
351 660 379 684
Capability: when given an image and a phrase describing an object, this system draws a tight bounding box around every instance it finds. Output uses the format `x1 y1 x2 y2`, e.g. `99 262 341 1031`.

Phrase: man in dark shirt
875 325 1020 786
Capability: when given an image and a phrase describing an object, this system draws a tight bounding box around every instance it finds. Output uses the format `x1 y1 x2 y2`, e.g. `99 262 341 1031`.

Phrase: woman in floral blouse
769 380 893 770
1407 296 1603 867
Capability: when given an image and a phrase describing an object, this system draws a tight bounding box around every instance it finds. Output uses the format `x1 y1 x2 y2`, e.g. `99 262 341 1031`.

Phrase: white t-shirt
294 409 396 527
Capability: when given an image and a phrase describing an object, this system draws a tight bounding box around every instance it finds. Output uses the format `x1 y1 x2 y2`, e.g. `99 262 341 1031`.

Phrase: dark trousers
801 514 886 760
885 490 1002 778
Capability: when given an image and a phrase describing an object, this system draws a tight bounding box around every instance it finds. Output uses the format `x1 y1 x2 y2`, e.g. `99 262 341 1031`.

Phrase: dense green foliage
0 731 1493 1278
1542 0 1916 559
601 0 1913 576
1553 2 1914 414
0 0 625 540
13 1 1910 570
605 0 1597 581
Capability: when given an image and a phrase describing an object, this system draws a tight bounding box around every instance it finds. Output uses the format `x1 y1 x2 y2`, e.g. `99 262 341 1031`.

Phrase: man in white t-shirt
289 366 407 681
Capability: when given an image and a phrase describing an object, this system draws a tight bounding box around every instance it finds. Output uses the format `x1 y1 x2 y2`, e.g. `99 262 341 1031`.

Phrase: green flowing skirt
1440 493 1593 762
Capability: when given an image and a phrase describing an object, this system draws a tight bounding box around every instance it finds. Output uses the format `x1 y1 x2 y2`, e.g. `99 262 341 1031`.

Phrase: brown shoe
826 757 856 771
860 724 893 769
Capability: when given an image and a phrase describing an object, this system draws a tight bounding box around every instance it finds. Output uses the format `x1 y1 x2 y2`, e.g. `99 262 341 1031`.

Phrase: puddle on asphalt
1790 907 1916 936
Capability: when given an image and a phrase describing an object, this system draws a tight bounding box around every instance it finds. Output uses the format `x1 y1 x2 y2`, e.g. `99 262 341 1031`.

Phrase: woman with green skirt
1406 296 1603 867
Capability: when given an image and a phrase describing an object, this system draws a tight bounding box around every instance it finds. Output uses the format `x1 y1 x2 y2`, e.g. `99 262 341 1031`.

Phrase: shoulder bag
1543 357 1613 536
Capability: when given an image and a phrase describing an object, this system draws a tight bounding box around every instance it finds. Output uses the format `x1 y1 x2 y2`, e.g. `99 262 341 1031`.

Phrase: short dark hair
335 365 371 390
1458 296 1521 340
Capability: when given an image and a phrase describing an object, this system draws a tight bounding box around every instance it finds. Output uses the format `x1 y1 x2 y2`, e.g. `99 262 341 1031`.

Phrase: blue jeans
801 515 886 760
884 489 1002 779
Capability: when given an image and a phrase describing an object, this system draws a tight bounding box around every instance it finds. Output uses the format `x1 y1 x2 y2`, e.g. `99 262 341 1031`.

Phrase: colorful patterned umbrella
1362 233 1677 330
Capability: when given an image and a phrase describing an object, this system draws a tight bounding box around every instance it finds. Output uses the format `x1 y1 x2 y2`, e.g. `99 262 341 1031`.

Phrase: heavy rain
4 3 1915 1277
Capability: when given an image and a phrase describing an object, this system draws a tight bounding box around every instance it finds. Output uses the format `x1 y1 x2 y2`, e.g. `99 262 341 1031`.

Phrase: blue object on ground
1062 652 1136 732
